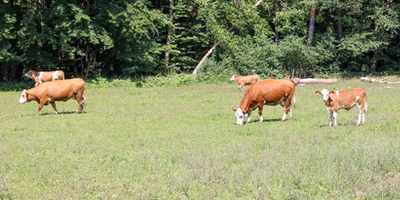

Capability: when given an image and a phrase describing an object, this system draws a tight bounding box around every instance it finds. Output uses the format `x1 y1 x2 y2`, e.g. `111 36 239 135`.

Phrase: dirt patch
355 172 400 197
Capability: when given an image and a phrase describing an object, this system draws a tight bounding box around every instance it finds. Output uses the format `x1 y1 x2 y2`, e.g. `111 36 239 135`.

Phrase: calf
232 79 296 125
315 88 367 126
19 78 86 115
230 74 259 91
25 70 65 86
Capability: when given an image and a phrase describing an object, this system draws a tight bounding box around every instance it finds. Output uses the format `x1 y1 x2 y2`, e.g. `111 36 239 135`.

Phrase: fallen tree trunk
293 78 337 85
360 77 400 84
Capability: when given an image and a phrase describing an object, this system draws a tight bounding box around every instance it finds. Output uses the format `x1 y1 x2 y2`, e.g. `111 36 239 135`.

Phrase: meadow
1 79 400 199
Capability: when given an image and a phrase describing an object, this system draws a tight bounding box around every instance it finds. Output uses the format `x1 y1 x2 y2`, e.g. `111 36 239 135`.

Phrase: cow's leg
50 102 58 114
328 112 333 126
246 106 258 124
74 94 84 114
239 83 244 91
281 100 292 122
246 111 252 124
257 103 264 122
332 110 338 126
356 101 364 126
325 107 333 126
36 102 46 116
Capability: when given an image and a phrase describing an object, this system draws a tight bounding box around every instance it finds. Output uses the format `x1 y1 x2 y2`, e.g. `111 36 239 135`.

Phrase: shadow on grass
245 118 282 124
318 121 360 127
26 111 85 116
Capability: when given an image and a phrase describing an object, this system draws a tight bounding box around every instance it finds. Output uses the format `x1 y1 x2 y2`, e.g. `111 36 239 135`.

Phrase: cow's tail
83 84 87 105
364 100 367 113
292 94 296 108
363 90 367 113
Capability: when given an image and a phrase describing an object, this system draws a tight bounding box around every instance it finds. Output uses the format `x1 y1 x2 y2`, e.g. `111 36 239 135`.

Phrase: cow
230 74 259 91
19 78 86 116
315 88 367 126
25 70 65 86
232 79 296 125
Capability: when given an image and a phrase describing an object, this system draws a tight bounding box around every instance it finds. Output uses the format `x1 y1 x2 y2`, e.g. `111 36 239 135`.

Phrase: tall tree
307 4 316 47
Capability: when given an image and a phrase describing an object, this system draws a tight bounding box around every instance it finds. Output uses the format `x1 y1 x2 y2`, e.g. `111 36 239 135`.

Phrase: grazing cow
232 79 296 125
230 74 259 91
19 78 86 115
25 70 65 86
315 88 367 126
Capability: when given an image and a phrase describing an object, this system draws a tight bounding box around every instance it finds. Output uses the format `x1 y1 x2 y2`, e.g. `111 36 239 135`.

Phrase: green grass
1 80 400 199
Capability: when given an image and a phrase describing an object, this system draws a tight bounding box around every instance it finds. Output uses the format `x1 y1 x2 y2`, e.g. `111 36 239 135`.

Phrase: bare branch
248 0 263 12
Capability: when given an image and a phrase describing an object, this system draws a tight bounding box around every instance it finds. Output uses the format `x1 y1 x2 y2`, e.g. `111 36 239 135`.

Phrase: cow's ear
329 91 335 95
315 91 321 94
232 107 237 111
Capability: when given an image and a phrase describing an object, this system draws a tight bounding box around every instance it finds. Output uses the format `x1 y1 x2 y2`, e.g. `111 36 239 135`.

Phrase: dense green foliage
1 81 400 198
1 0 400 80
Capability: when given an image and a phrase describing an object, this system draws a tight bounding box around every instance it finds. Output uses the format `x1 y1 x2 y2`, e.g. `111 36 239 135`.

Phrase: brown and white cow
232 79 296 125
230 74 259 91
315 88 367 126
19 78 86 115
25 70 65 86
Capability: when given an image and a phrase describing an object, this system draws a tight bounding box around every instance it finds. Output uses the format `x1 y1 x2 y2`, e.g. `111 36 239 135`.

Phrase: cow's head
24 70 33 79
232 107 246 125
19 90 29 104
315 89 334 102
229 75 237 81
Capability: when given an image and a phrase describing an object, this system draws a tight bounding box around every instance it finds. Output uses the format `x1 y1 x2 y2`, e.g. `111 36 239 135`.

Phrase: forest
1 0 400 81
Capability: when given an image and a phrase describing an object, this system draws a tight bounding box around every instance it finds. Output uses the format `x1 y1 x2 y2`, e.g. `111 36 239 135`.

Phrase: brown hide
25 70 65 86
321 88 366 112
235 79 295 122
233 74 259 90
315 88 367 126
23 78 86 115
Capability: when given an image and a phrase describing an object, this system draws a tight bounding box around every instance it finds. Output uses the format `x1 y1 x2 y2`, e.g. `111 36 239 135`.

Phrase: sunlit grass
1 80 400 199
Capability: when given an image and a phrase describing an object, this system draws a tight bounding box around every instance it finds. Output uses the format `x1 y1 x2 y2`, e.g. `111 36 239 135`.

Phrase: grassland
1 79 400 199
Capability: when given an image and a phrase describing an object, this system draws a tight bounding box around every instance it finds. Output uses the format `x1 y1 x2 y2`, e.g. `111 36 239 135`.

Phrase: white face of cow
235 108 245 125
19 90 28 104
230 75 235 81
320 89 331 102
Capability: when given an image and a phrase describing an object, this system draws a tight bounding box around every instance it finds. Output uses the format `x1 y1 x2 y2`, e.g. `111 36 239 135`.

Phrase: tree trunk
11 65 17 78
192 41 220 75
308 5 316 47
164 0 174 67
247 0 263 12
192 26 235 75
2 63 10 81
295 78 337 84
370 48 379 72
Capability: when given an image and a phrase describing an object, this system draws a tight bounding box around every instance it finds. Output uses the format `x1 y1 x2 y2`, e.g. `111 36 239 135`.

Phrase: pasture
1 80 400 199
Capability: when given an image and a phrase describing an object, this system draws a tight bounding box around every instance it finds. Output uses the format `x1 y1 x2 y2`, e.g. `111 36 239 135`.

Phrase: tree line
1 0 400 81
